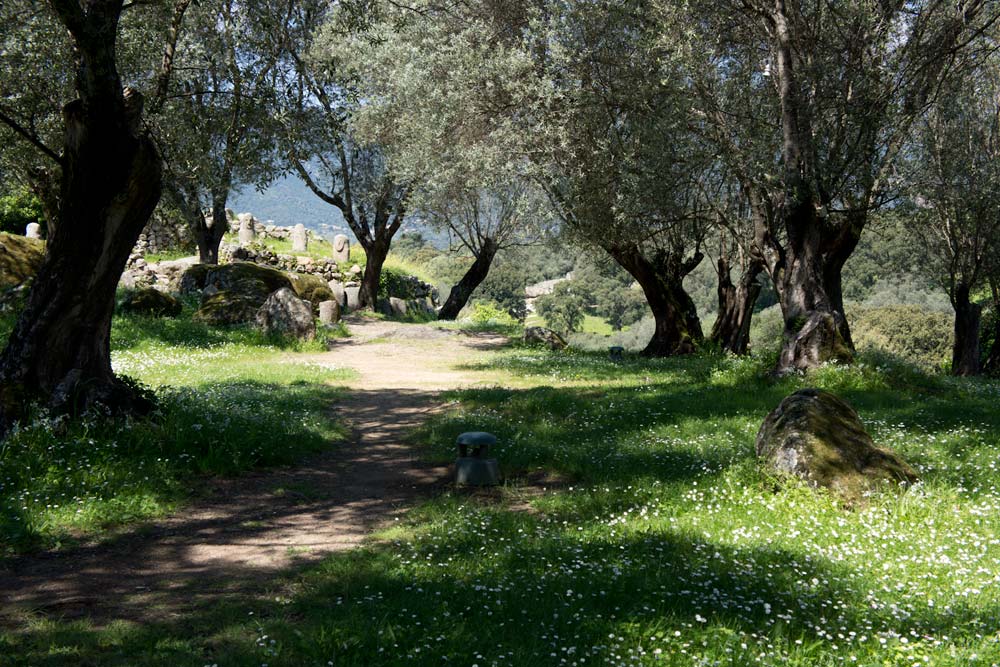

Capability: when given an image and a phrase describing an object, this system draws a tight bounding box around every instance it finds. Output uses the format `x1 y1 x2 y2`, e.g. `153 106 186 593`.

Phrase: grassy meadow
0 299 354 556
4 336 1000 666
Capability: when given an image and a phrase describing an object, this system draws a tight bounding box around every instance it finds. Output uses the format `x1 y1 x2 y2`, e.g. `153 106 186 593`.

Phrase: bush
0 189 44 236
749 304 785 354
468 301 519 328
535 281 586 333
847 304 953 370
379 267 418 299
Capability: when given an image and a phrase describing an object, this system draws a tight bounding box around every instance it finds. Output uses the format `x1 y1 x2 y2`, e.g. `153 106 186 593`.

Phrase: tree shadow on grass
0 379 348 556
4 519 995 666
110 310 323 352
436 351 1000 493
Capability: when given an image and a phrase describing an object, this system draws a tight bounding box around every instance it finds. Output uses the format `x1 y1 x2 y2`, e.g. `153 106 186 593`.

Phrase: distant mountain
230 174 449 247
230 174 348 238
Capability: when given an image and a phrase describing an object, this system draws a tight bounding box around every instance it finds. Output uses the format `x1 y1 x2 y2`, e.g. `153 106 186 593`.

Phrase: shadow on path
0 387 452 625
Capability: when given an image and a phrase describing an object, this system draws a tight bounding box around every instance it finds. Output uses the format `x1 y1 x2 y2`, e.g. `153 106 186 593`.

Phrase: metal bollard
455 431 500 486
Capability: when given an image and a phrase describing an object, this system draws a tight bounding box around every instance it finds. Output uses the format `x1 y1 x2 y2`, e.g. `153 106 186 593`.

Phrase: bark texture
609 244 703 357
986 280 1000 375
710 256 763 355
437 238 498 320
0 4 162 434
359 236 390 311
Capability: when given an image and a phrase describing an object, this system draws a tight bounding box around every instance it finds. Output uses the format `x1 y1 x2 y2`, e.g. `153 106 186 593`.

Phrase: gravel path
0 318 507 624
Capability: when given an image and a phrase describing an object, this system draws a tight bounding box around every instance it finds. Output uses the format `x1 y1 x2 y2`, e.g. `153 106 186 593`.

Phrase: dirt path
0 319 507 624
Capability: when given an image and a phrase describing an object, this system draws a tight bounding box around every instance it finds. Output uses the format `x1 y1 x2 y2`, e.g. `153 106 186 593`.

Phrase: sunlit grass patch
0 309 355 555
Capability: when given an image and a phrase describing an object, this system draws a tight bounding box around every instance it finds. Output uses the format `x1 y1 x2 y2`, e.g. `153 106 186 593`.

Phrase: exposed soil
0 318 509 625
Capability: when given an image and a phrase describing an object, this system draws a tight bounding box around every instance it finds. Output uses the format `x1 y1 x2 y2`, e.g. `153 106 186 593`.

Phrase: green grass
528 312 620 335
0 302 356 555
143 248 193 263
6 345 1000 665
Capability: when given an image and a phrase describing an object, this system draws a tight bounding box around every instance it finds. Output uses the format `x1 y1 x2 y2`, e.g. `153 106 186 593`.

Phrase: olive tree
0 0 188 434
339 0 711 355
910 63 1000 375
669 0 999 372
154 0 286 264
279 1 408 311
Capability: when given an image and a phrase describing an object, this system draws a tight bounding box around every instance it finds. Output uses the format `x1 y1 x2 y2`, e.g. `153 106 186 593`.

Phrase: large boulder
756 389 919 502
180 262 292 302
328 280 347 308
119 288 182 317
344 285 361 311
256 287 315 340
184 262 295 325
289 272 335 313
0 232 45 290
524 326 567 350
193 291 262 326
319 300 341 325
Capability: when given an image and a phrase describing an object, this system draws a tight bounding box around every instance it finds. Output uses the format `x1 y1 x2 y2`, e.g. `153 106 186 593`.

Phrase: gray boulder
256 287 316 340
524 326 567 350
193 291 261 326
756 389 919 503
328 280 347 308
319 299 341 325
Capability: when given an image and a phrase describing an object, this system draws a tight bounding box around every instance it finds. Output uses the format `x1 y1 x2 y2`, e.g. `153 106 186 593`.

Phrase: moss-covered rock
178 264 213 295
0 232 44 290
119 288 182 317
289 272 335 313
179 262 292 302
756 388 919 503
193 290 263 326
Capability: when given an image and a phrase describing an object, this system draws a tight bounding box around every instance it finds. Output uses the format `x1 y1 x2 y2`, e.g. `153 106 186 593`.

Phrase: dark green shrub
0 189 45 236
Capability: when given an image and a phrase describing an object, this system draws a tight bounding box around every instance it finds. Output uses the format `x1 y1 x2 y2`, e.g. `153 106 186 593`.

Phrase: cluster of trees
1 0 999 434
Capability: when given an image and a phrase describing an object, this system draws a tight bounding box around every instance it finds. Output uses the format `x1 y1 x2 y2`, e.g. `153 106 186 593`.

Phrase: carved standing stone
291 224 308 253
332 234 350 263
238 216 255 247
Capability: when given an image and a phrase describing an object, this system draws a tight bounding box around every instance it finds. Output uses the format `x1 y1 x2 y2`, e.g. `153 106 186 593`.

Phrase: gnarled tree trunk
609 244 703 357
986 280 1000 375
194 191 230 265
0 85 162 433
711 256 763 355
768 190 855 374
951 282 982 376
438 237 498 320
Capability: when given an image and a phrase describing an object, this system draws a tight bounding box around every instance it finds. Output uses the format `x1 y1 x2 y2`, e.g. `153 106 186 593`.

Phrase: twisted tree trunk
609 244 703 357
985 280 1000 375
0 92 162 432
358 235 390 310
438 238 498 320
194 191 230 265
711 256 763 355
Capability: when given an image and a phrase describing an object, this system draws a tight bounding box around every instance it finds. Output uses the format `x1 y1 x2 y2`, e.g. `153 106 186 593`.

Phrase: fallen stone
319 299 340 325
755 388 919 503
119 288 182 317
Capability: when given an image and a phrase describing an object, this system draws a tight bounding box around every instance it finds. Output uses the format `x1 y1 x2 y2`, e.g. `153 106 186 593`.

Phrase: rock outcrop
524 326 568 350
0 232 44 290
